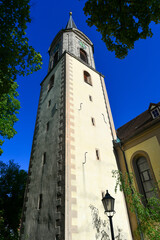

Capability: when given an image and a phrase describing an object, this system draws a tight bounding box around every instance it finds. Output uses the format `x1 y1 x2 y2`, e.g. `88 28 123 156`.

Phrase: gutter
113 140 144 240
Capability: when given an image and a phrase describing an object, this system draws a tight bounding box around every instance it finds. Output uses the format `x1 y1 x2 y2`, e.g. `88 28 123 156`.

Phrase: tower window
56 205 61 212
84 71 92 86
52 103 57 117
48 100 51 107
42 152 46 165
53 51 58 66
91 117 95 126
89 95 93 101
46 122 49 131
48 75 54 92
96 149 100 160
56 235 60 240
80 48 88 63
50 60 53 70
37 194 43 210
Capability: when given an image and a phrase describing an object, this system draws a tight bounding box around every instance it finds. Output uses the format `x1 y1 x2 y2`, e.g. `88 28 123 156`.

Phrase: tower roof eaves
48 29 64 53
72 28 93 46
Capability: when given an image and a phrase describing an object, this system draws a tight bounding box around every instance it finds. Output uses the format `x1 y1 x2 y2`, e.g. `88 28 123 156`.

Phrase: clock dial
79 41 86 49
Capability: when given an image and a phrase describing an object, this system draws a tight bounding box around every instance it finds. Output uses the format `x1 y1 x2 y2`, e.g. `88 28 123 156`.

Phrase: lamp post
102 190 115 240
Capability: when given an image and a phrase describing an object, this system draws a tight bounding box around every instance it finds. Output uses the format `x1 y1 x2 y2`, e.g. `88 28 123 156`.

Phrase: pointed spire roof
66 12 77 29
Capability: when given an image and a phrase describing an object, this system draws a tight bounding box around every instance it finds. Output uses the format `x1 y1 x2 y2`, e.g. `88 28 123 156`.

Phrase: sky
1 0 160 171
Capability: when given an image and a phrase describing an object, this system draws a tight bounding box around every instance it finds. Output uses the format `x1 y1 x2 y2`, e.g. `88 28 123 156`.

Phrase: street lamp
102 190 115 240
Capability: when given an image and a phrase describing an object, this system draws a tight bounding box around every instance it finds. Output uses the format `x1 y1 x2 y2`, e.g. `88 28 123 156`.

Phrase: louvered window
80 48 88 63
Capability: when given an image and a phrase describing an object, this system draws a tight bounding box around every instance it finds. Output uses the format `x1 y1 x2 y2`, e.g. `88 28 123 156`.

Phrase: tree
0 0 42 154
83 0 160 59
0 160 27 239
0 82 20 155
112 170 160 239
0 0 42 95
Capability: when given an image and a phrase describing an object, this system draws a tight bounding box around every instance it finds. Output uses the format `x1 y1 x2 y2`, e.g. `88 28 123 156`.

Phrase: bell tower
48 12 95 71
20 13 132 240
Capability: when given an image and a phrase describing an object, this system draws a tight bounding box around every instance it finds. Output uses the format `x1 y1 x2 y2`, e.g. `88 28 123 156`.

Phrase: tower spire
66 12 77 29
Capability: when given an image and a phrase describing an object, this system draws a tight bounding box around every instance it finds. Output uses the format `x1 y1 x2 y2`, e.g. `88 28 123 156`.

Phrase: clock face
79 41 86 49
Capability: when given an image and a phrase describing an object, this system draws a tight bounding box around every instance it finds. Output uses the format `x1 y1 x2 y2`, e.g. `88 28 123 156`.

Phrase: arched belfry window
53 51 58 66
80 48 88 63
134 156 156 205
49 51 59 71
48 74 54 92
84 71 92 86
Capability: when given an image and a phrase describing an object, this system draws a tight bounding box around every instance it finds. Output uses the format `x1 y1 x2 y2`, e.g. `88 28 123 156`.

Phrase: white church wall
65 53 133 240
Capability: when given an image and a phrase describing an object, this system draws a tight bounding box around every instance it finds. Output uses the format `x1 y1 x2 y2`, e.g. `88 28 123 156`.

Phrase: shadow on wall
89 205 126 240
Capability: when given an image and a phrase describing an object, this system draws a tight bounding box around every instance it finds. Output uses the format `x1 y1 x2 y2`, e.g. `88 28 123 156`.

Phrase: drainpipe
115 140 144 240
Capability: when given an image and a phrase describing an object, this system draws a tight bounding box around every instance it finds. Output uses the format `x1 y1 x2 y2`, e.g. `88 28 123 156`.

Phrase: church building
20 13 132 240
115 102 160 239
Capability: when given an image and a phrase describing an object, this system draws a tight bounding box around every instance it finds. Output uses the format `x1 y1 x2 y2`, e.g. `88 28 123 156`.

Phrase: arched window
53 51 58 66
134 156 156 205
84 71 92 86
80 48 88 63
48 75 54 91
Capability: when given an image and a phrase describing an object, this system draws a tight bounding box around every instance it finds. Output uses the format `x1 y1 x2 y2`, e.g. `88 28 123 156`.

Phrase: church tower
20 13 132 240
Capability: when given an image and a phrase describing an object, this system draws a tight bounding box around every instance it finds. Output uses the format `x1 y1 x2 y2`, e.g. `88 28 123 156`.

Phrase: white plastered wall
65 53 133 240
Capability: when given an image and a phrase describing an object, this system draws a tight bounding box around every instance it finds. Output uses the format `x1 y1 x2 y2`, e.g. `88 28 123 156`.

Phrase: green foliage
0 0 42 153
83 0 160 58
0 0 42 95
112 170 160 239
0 82 20 155
0 160 27 239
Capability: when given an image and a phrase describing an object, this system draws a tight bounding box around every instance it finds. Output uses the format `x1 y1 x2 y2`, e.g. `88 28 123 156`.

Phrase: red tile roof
117 102 160 142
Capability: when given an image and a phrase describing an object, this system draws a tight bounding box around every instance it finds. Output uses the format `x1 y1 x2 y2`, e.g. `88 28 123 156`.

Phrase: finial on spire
66 12 77 29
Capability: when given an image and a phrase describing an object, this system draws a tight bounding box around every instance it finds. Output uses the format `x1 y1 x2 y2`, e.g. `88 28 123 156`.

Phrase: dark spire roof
66 12 77 29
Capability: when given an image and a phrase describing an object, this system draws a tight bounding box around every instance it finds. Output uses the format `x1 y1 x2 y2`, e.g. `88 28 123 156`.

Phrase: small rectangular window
42 152 46 165
38 194 42 210
89 95 92 101
96 149 100 160
56 235 60 240
56 205 61 212
51 103 57 117
151 108 160 119
91 117 95 126
48 100 51 107
46 122 49 131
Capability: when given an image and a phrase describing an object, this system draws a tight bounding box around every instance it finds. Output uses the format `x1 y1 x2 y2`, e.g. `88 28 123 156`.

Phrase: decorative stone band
65 55 78 240
55 58 65 240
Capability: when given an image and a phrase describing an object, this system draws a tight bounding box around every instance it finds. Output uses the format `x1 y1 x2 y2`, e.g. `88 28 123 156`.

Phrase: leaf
0 0 43 153
83 0 160 58
0 160 27 239
112 170 160 239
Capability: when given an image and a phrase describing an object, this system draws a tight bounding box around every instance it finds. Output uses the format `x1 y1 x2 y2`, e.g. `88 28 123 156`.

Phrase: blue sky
1 0 160 170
